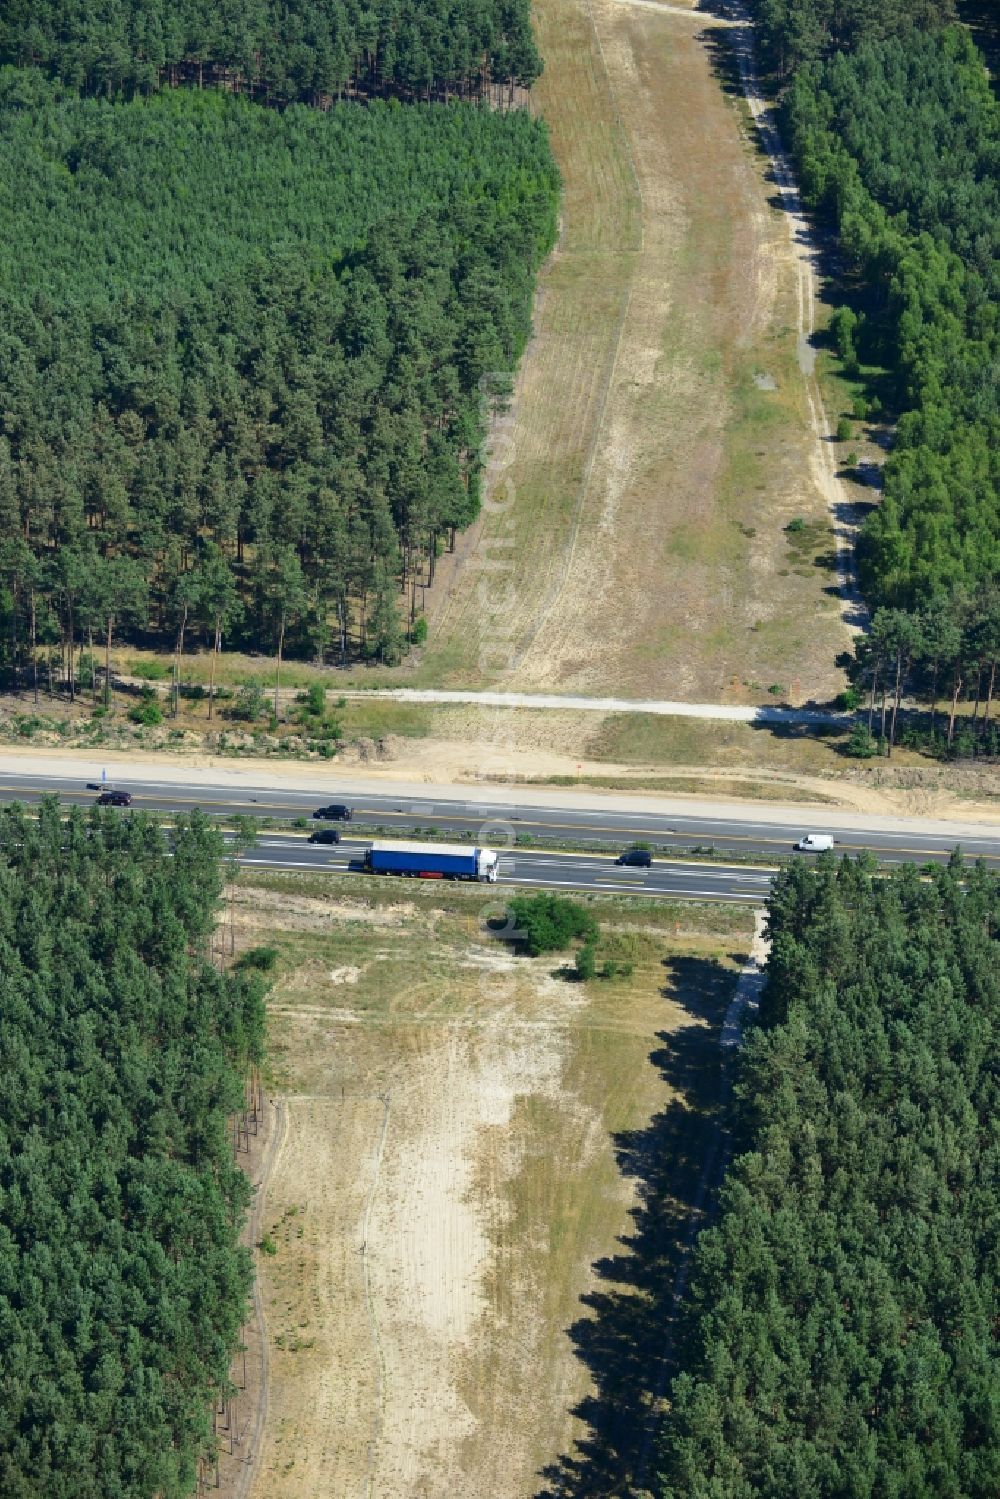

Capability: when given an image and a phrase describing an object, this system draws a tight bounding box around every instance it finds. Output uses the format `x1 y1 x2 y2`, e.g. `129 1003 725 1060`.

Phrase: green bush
505 893 598 956
297 683 327 718
77 653 97 690
410 615 428 645
767 684 786 697
237 945 279 972
835 416 853 442
131 659 170 680
784 517 806 534
835 687 862 711
575 943 597 981
230 679 266 722
829 304 858 364
129 701 163 727
845 723 878 758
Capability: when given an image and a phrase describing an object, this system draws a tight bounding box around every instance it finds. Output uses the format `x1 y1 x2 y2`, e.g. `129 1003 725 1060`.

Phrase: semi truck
363 840 499 882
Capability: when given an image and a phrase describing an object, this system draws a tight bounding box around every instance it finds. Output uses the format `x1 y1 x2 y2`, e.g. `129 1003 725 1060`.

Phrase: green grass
521 772 835 803
338 700 432 739
586 712 852 774
238 867 755 938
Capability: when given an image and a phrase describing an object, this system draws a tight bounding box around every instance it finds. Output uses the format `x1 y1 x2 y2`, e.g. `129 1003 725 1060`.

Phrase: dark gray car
313 804 352 821
615 847 651 868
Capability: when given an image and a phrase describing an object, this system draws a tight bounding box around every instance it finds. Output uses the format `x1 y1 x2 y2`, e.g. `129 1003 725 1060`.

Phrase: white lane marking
504 877 759 900
4 775 995 851
237 862 758 899
241 858 350 870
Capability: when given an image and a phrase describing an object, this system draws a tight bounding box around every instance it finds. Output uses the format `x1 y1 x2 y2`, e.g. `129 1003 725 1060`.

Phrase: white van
795 833 835 852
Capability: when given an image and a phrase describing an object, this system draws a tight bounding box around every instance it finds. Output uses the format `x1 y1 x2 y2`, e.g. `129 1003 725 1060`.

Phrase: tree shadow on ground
533 954 743 1498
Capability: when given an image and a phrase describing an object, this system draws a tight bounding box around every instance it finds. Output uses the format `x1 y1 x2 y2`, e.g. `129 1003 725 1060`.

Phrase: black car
313 804 352 821
308 827 341 845
615 847 651 868
96 790 132 807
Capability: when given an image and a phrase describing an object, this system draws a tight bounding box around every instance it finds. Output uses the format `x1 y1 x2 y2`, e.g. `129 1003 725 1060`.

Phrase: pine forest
658 854 1000 1497
0 78 558 674
0 0 542 101
0 802 267 1498
750 0 1000 720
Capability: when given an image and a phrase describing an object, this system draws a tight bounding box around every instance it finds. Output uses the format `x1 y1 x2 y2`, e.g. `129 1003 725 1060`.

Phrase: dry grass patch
521 771 837 802
241 873 750 1498
406 0 849 703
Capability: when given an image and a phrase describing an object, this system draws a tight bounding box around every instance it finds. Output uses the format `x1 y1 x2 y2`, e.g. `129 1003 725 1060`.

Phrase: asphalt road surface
0 766 995 905
239 833 777 903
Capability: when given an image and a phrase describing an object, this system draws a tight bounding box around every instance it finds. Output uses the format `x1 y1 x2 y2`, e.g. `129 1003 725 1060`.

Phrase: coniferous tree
0 86 559 674
658 853 1000 1498
0 800 267 1498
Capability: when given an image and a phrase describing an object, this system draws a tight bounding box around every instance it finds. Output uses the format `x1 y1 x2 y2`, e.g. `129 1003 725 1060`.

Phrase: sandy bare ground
342 685 844 723
418 0 849 701
241 889 746 1499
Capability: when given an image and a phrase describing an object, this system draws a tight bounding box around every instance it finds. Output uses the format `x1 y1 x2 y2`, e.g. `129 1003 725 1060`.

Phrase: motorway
0 765 996 905
238 833 776 903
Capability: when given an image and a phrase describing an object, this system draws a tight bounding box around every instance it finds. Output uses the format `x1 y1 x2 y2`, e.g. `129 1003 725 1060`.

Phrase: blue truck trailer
363 840 499 882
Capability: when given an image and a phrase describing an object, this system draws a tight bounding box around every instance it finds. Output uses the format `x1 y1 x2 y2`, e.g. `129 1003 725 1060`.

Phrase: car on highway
308 828 341 845
96 790 132 807
313 803 352 822
615 846 652 868
795 833 835 852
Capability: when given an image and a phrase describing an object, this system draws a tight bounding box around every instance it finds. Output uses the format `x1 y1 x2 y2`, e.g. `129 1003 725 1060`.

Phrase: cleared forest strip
241 879 750 1497
418 0 850 702
426 0 640 661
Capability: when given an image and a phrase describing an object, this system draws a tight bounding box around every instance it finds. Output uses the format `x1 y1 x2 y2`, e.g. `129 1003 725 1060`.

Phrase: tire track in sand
723 0 868 634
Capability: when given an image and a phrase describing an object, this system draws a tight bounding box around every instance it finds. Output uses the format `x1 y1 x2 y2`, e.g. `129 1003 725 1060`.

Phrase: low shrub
575 943 597 981
230 679 266 722
505 892 598 956
129 701 163 727
845 723 879 758
131 659 170 680
237 945 279 973
77 653 98 690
